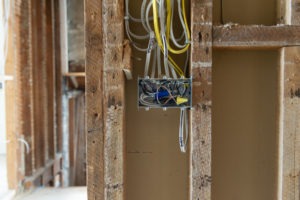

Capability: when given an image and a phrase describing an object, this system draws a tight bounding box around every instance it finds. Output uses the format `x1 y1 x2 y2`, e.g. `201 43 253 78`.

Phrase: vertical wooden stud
278 0 300 199
85 0 125 199
190 0 213 199
14 0 35 177
85 0 105 198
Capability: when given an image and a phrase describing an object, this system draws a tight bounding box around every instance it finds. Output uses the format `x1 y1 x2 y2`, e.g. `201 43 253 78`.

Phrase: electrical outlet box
138 78 192 109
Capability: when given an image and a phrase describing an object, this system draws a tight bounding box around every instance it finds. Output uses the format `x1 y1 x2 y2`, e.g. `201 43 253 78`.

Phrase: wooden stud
102 0 125 199
74 94 86 186
85 0 105 198
45 0 57 160
54 0 63 154
6 0 18 189
278 0 300 199
190 0 213 199
14 0 35 177
85 0 125 199
31 0 47 170
213 25 300 49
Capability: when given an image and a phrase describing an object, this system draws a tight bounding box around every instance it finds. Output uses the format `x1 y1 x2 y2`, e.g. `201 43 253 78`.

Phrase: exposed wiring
125 0 191 153
125 0 189 78
179 108 188 153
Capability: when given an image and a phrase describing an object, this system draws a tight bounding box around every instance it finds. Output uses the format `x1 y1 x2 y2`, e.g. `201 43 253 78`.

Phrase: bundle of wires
125 0 190 153
125 0 190 78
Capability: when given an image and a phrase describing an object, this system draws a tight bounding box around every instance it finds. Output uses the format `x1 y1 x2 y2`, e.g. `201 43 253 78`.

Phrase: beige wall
212 50 279 200
126 0 279 200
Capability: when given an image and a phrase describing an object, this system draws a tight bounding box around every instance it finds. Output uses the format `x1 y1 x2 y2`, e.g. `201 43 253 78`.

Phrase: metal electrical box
138 78 192 109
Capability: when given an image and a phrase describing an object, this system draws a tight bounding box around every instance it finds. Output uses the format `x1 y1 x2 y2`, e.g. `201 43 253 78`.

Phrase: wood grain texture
54 0 63 154
213 25 300 49
279 0 300 199
31 0 47 170
190 0 213 199
45 0 56 160
14 0 35 177
85 0 105 199
85 0 125 199
102 1 125 199
6 0 18 189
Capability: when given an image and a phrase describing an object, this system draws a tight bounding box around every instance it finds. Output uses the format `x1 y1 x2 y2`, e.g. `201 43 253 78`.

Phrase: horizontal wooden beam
63 72 85 77
23 154 62 190
213 25 300 49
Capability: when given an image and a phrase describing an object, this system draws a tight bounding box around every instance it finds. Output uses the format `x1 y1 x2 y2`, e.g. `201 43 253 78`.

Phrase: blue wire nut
155 90 169 99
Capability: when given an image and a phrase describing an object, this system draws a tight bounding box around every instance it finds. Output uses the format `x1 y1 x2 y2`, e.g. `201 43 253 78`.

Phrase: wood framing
83 0 300 199
278 0 300 199
85 0 125 199
14 0 35 177
6 0 17 189
190 0 213 199
11 0 64 191
213 25 300 49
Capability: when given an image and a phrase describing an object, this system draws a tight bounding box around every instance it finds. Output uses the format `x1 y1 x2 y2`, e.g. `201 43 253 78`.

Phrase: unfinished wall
126 0 279 200
125 38 189 200
212 0 278 200
125 1 189 200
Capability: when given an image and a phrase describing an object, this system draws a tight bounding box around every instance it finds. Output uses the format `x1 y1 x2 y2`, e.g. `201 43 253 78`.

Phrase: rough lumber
54 0 63 154
68 93 86 186
31 0 47 170
279 0 300 199
74 94 86 185
85 0 105 199
23 155 62 190
190 0 212 199
102 0 125 197
213 25 300 49
63 72 86 77
14 0 35 177
45 0 56 159
85 0 125 199
6 0 17 189
122 40 133 80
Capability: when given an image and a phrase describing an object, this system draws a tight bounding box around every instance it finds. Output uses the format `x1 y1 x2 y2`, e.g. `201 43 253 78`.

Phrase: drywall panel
125 53 189 200
212 50 278 200
213 0 276 25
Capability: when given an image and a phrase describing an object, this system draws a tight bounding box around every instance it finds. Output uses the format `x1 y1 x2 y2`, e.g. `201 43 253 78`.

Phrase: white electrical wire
125 0 190 152
141 0 151 33
169 0 189 48
179 108 188 153
146 0 154 32
144 32 155 77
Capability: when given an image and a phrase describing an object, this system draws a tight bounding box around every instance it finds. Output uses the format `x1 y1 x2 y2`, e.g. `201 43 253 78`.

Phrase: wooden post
190 0 213 199
45 0 56 160
14 0 35 177
85 0 125 199
278 0 300 199
6 0 18 189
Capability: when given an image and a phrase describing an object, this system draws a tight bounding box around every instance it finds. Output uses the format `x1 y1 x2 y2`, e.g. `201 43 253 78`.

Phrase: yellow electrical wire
152 0 185 77
165 0 190 54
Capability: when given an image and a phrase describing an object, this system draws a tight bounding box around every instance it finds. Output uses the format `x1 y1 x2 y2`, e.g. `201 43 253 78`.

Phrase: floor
0 154 14 200
15 187 87 200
